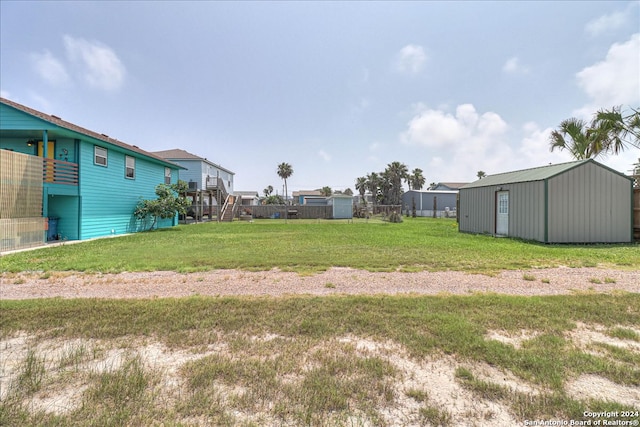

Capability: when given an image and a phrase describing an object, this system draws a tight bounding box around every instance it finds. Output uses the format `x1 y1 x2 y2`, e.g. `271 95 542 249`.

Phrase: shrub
387 211 403 223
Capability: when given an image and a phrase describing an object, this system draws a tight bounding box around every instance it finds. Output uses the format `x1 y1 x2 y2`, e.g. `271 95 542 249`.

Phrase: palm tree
277 162 293 205
408 168 426 191
263 185 273 198
319 186 332 196
549 118 599 160
366 172 380 207
591 106 640 156
408 168 425 218
386 161 408 205
476 171 486 180
355 176 367 204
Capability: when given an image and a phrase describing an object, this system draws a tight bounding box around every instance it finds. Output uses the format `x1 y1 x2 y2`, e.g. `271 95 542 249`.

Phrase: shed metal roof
461 160 593 189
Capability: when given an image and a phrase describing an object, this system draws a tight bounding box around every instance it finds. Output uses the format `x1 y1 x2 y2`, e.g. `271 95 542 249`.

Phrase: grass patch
606 327 640 342
1 294 639 425
419 404 453 426
2 218 638 274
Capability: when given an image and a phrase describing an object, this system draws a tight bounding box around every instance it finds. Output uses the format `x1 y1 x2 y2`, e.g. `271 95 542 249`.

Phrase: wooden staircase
220 194 241 222
205 176 239 222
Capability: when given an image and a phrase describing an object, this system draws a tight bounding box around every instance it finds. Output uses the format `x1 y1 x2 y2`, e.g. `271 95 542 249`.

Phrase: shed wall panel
508 181 545 241
459 187 495 235
460 182 545 240
547 162 632 243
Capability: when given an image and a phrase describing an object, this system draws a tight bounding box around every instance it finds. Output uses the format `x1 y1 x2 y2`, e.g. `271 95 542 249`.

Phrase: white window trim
95 146 107 166
164 167 171 184
125 155 136 179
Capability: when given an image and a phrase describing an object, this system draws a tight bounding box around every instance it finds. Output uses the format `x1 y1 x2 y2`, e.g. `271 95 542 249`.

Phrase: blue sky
1 1 638 193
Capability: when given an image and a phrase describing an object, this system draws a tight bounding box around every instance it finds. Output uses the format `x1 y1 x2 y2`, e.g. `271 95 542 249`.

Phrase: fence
634 188 640 241
43 158 79 185
0 150 46 252
244 205 333 220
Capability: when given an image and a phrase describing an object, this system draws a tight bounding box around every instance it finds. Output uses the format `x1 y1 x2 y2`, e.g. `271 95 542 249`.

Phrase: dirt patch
1 267 639 300
2 327 637 425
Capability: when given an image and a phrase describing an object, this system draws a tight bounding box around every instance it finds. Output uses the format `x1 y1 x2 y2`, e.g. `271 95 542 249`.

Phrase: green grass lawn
2 217 639 426
1 218 638 274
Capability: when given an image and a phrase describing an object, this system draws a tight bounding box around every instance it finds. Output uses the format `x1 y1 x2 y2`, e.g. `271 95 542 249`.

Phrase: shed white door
496 191 509 235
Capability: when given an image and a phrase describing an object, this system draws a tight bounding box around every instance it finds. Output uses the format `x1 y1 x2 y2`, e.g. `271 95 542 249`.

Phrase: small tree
134 181 190 230
277 162 293 205
319 186 332 196
264 194 285 205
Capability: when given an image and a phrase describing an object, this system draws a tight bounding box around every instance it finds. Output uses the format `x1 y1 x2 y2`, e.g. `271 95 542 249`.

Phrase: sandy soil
1 266 639 300
2 267 638 425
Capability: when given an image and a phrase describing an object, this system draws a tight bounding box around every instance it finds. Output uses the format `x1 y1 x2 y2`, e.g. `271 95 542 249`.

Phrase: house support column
42 130 48 158
42 130 49 242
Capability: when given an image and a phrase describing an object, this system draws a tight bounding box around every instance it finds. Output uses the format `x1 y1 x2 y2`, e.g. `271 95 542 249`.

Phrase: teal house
0 97 183 250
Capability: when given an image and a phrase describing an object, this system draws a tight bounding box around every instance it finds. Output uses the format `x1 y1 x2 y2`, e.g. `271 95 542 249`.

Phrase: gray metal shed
458 159 633 243
402 190 458 218
328 195 354 219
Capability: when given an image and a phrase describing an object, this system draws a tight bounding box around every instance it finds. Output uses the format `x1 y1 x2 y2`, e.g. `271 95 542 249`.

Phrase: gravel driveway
1 267 638 300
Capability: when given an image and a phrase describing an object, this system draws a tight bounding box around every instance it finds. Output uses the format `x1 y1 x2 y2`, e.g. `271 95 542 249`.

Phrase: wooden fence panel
634 188 640 241
0 150 46 251
244 205 333 219
1 150 43 219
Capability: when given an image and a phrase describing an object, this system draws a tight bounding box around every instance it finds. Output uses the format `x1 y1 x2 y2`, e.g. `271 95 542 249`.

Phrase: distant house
153 149 236 221
0 97 183 252
235 191 260 206
292 190 322 205
153 149 234 193
402 190 458 218
431 182 468 191
458 160 633 243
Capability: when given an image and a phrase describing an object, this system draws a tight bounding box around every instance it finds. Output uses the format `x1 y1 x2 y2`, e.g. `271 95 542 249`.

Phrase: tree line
355 162 426 206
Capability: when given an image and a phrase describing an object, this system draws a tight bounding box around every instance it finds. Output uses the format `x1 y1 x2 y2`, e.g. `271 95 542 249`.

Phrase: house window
95 146 107 166
125 156 135 179
164 167 171 184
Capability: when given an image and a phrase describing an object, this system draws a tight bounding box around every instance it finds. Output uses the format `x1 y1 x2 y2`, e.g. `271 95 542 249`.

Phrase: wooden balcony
43 158 78 185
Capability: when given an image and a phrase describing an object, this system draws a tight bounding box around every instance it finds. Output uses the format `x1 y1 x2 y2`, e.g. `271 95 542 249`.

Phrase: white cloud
519 122 572 166
401 104 506 149
63 35 126 91
575 33 640 111
318 150 331 162
30 50 70 86
502 56 529 74
400 104 514 180
585 10 628 37
395 44 427 74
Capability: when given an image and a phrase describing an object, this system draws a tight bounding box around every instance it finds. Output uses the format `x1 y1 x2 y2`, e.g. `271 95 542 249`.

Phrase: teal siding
0 136 78 163
0 104 53 130
47 194 80 240
2 99 182 242
78 141 175 239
